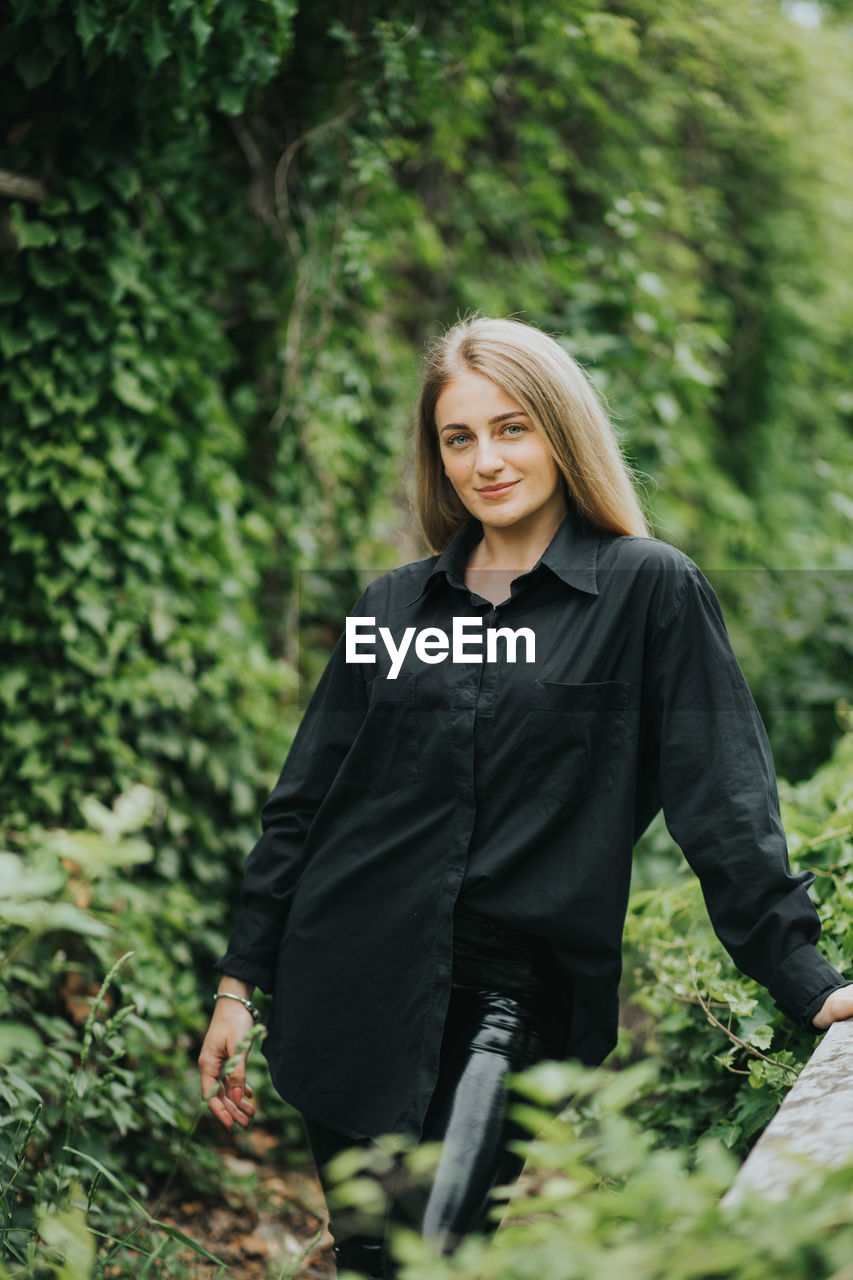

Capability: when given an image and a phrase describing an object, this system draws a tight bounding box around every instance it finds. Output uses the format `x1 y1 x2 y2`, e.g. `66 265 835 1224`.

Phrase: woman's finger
219 1089 254 1129
230 1085 256 1117
198 1020 256 1129
218 1079 256 1126
813 983 853 1029
199 1062 224 1104
208 1094 236 1129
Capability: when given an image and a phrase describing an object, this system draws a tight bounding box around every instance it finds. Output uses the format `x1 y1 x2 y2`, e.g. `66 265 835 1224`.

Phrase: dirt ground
130 1078 575 1278
157 1178 334 1278
148 1128 338 1279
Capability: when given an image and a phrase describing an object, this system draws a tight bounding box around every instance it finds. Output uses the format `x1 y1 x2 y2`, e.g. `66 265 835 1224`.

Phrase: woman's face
435 369 566 534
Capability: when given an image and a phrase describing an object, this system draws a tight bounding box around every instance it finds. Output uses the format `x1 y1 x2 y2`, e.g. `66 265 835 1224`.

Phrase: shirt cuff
213 953 274 993
213 904 283 995
768 942 852 1031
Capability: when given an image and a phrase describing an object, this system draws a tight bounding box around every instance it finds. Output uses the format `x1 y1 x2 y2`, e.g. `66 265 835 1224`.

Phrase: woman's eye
447 433 471 447
502 423 527 436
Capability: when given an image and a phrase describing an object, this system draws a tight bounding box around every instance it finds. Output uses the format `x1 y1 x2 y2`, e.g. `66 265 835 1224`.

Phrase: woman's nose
474 438 505 474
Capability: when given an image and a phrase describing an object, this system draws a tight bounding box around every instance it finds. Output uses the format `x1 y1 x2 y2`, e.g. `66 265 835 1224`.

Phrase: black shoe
333 1236 386 1279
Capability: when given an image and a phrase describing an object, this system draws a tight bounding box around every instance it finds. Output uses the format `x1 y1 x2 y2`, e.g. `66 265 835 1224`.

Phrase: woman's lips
476 480 519 497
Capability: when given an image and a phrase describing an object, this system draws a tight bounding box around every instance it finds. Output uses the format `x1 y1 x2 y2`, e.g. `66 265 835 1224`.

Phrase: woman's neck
464 502 568 607
468 504 567 575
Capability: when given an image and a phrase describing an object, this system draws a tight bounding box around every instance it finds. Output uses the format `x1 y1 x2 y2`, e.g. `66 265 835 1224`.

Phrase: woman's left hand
812 985 853 1030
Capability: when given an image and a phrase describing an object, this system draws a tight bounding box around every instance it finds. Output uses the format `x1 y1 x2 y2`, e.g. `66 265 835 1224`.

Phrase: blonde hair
415 316 649 550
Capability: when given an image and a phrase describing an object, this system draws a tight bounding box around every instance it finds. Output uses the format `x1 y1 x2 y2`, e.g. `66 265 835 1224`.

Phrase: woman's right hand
198 982 258 1131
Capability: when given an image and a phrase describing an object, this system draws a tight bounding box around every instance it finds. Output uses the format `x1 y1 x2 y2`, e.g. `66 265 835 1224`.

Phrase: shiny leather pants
302 918 565 1278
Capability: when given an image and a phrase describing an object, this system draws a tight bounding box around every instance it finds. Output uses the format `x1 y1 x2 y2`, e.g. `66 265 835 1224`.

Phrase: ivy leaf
144 1092 179 1126
29 256 71 289
36 1188 96 1277
144 18 170 70
0 669 28 706
216 83 246 115
107 439 142 486
51 831 153 873
112 369 157 413
78 599 111 637
75 784 157 842
75 0 101 51
0 852 65 902
0 321 32 360
13 48 56 88
107 166 142 203
67 178 104 214
746 1025 774 1052
189 8 213 50
9 204 59 249
32 777 65 815
0 1024 43 1061
0 278 24 305
0 900 111 937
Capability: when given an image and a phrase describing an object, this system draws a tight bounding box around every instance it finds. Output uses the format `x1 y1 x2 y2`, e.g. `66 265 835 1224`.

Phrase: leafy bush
717 571 853 782
0 787 282 1276
0 1 307 1013
621 721 853 1155
328 1058 853 1280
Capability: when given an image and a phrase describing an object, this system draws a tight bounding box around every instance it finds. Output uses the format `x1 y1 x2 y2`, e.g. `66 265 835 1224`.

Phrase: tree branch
688 966 799 1077
0 170 48 202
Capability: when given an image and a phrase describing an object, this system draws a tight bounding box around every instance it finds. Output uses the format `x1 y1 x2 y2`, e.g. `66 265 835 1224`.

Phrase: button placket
472 602 502 798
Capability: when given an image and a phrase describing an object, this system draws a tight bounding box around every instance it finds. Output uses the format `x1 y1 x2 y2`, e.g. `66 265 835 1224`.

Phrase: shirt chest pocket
522 680 631 809
336 674 419 795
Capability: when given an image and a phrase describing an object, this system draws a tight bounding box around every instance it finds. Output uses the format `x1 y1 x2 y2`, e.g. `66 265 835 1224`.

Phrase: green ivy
622 725 853 1155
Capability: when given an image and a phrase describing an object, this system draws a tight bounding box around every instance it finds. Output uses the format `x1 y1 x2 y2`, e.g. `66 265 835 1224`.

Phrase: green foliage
0 786 296 1276
323 1058 853 1280
1 791 196 1262
621 725 853 1155
3 0 294 115
716 571 853 781
0 1 306 1031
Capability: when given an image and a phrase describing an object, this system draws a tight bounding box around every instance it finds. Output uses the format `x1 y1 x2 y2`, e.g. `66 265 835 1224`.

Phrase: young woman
199 316 853 1279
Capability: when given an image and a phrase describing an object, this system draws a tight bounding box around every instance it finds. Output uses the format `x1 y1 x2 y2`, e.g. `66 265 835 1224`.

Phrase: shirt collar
405 499 601 607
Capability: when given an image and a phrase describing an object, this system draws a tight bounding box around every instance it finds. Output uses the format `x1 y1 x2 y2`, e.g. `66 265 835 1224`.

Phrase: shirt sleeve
644 560 850 1031
214 590 371 993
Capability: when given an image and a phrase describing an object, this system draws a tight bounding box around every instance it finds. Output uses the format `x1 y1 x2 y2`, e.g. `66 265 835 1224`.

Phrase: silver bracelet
213 991 261 1023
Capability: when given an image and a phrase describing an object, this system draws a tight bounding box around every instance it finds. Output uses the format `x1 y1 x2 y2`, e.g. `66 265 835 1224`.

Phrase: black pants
301 908 568 1279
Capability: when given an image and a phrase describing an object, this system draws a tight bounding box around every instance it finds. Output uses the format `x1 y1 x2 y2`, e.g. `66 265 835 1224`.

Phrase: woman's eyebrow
439 409 530 431
489 409 530 424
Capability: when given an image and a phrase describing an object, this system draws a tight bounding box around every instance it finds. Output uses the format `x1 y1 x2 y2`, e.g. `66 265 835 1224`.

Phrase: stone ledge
723 1018 853 1206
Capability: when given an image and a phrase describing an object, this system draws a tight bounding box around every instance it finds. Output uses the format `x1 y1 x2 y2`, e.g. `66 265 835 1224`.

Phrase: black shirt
216 500 848 1140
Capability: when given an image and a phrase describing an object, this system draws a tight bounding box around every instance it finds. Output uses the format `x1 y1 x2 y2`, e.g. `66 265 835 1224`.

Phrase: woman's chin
468 500 524 526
